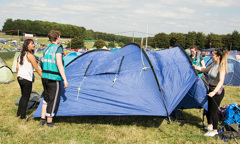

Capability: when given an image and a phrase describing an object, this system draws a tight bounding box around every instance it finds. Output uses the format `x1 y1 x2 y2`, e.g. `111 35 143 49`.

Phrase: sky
0 0 240 37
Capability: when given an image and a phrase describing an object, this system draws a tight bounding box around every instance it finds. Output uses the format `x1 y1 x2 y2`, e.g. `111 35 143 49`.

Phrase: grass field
0 52 240 143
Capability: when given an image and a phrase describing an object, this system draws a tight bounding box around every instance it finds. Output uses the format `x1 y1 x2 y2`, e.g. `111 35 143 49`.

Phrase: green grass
0 53 240 143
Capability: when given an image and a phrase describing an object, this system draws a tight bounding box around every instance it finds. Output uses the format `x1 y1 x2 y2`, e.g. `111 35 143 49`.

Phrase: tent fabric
33 43 207 118
34 48 45 57
204 56 240 86
201 48 216 52
176 78 208 110
0 49 9 52
0 56 14 84
64 52 78 66
11 51 21 72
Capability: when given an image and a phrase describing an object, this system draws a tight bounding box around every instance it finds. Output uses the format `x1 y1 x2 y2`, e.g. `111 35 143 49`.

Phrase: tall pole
141 37 144 48
18 29 19 47
132 31 134 42
145 24 148 48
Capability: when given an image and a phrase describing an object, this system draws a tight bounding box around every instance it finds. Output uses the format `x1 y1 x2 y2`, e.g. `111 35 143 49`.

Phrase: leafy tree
195 32 206 50
93 39 107 49
185 31 197 49
2 18 14 34
84 29 95 40
222 34 232 49
152 33 169 48
118 42 125 48
169 32 186 48
206 33 223 48
67 36 85 49
108 41 115 48
231 30 240 50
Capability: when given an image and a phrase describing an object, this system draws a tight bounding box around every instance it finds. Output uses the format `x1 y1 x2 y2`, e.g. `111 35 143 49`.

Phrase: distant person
168 38 176 49
16 39 42 119
189 45 206 77
40 30 68 127
194 48 229 137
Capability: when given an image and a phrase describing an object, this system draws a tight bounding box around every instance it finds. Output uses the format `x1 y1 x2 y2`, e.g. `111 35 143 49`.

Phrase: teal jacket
192 55 203 77
42 44 64 81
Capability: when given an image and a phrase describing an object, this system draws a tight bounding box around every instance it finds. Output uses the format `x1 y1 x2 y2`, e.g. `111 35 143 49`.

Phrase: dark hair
189 45 198 51
214 48 229 73
20 39 34 65
48 30 61 42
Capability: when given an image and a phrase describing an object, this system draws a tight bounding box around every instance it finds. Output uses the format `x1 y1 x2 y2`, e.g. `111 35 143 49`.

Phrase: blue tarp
33 43 207 118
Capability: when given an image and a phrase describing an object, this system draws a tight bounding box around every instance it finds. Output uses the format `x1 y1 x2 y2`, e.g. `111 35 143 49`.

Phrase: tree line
2 19 240 50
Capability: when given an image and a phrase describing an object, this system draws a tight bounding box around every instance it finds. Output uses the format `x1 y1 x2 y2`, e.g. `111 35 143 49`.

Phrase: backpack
218 123 240 139
218 105 229 121
224 103 240 126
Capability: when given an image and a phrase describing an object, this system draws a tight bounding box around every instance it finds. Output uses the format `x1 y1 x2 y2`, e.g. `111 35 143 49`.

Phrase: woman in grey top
194 48 229 137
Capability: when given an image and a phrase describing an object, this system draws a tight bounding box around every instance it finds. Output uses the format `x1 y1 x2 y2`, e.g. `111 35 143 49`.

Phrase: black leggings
17 77 32 119
206 86 224 129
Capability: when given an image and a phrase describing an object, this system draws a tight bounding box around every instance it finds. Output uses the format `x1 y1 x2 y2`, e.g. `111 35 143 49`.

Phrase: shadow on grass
172 109 204 128
34 115 165 128
31 109 206 128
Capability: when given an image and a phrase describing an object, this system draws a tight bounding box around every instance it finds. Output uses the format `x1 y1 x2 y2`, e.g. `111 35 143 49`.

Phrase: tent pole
135 42 171 123
160 89 171 123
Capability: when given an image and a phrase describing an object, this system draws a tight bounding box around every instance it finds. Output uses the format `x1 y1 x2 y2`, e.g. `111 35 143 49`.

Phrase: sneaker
20 116 26 120
201 126 213 131
204 131 218 137
47 122 59 128
39 119 46 126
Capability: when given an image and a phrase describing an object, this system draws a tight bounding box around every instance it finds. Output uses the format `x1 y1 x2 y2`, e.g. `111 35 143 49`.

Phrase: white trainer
204 131 218 137
201 126 213 131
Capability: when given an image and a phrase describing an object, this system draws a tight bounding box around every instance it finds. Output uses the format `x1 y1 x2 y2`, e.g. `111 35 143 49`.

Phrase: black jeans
17 77 32 119
206 85 224 129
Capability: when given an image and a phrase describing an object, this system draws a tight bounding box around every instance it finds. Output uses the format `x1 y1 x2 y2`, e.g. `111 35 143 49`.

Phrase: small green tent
11 51 21 73
0 56 14 84
0 49 9 52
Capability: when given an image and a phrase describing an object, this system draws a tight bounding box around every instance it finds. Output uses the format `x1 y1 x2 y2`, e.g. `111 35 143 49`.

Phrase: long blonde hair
214 48 229 74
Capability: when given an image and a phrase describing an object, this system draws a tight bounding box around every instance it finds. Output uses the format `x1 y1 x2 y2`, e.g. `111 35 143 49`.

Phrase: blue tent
0 39 5 44
33 43 207 119
204 56 240 86
201 48 216 52
64 52 78 66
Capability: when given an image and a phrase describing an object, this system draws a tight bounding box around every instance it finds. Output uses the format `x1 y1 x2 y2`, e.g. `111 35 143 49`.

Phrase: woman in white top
16 39 42 119
194 48 229 137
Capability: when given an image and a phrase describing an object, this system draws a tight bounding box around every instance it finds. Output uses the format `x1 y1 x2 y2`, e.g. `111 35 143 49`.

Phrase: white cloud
196 0 239 7
0 0 240 36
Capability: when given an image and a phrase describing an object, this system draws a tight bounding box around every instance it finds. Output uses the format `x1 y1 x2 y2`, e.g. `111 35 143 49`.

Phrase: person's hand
64 80 68 89
207 91 215 97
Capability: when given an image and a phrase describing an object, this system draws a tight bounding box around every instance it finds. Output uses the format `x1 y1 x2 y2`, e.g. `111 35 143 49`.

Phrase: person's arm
56 53 68 89
16 57 19 73
207 68 225 97
193 62 214 73
200 56 206 68
27 53 42 77
200 60 206 68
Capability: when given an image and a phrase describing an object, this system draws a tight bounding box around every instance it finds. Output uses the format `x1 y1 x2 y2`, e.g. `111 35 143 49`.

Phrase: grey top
208 63 220 85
